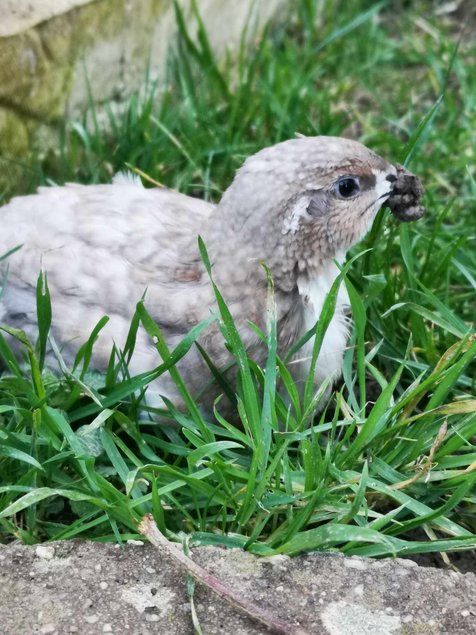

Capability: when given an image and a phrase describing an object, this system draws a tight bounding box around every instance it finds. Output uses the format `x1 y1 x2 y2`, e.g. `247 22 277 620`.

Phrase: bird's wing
0 182 216 367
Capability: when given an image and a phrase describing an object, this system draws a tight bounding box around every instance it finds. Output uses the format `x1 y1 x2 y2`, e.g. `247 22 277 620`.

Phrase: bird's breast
294 260 351 385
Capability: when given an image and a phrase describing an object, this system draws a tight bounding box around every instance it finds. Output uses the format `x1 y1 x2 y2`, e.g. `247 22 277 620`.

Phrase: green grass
0 0 475 561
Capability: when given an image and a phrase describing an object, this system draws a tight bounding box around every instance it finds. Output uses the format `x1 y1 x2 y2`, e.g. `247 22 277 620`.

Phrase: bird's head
214 136 422 289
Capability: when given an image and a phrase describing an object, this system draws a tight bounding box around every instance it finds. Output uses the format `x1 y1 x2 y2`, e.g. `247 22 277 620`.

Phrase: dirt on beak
387 164 425 222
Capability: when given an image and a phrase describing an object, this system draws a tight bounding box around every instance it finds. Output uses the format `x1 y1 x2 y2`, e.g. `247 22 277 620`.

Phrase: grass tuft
0 1 475 560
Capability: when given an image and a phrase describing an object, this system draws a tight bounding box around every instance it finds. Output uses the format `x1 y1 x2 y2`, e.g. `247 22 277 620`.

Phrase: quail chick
0 136 424 411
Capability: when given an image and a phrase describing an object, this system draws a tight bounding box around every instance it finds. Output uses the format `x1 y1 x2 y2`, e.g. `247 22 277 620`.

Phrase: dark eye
336 176 360 199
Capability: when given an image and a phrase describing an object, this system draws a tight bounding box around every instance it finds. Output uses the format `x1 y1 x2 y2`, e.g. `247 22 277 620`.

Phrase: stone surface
0 540 475 634
0 0 288 190
1 1 96 37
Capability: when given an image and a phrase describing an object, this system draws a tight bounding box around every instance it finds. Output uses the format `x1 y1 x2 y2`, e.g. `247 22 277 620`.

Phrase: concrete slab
0 539 475 634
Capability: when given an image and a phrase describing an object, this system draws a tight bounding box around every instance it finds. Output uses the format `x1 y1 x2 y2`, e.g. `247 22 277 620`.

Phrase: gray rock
0 540 475 634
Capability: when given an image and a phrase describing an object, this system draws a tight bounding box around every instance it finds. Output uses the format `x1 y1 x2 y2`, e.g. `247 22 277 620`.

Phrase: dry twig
139 514 309 635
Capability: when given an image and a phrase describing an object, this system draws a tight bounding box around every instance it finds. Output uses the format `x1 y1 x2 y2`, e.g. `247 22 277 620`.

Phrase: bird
0 136 424 413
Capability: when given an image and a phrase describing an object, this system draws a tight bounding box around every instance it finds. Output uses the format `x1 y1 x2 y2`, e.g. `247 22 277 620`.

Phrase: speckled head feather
210 136 397 291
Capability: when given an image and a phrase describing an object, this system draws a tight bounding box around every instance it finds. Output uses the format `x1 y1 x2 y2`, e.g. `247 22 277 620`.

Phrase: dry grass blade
391 421 448 490
124 163 165 188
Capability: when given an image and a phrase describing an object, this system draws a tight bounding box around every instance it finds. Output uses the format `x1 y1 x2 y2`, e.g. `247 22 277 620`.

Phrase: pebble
145 613 160 622
344 558 369 571
36 546 55 560
85 615 99 624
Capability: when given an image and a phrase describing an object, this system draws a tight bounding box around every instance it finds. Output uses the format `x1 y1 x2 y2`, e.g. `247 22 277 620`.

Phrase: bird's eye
336 176 360 199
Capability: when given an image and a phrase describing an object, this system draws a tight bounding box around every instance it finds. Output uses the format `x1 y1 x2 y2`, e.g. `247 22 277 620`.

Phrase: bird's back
0 180 216 373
